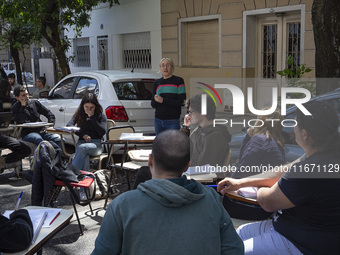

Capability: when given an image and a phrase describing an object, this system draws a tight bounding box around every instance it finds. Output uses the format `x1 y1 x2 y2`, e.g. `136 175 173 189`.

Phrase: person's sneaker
4 161 21 169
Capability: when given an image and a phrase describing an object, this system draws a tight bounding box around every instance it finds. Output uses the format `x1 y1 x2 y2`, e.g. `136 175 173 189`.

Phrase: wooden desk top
3 206 73 255
225 191 259 205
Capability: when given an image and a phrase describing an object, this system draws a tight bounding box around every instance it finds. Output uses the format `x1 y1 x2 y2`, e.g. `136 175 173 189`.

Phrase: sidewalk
0 157 111 254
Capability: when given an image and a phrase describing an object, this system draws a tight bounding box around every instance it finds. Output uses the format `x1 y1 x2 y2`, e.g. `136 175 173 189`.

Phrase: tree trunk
312 0 340 95
10 46 23 85
40 9 71 78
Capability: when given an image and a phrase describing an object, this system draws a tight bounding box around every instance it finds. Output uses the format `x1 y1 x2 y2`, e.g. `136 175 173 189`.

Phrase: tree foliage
0 0 119 78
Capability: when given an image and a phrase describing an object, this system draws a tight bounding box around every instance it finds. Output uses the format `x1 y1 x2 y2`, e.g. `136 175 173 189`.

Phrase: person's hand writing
184 114 191 126
217 178 241 195
83 134 92 142
154 95 163 103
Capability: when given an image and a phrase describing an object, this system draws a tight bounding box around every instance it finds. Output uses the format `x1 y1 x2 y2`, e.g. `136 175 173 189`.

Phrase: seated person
133 94 231 188
11 85 61 147
67 93 106 171
31 77 51 99
223 109 286 220
232 109 285 179
0 134 31 172
0 80 31 172
0 209 33 253
92 130 244 255
217 101 340 255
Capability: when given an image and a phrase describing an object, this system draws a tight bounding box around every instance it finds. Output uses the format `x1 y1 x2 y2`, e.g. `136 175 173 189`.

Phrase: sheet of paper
237 187 258 198
3 208 62 228
22 122 48 126
55 126 80 133
119 133 143 140
185 165 215 175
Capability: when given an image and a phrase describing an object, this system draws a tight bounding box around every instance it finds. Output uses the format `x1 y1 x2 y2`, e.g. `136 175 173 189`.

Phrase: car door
39 77 77 126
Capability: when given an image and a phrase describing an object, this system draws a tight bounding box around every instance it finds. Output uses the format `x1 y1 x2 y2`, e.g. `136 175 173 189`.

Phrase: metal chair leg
70 193 83 235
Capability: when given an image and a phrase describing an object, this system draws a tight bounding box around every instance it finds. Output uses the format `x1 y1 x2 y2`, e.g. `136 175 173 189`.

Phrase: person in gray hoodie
92 130 243 255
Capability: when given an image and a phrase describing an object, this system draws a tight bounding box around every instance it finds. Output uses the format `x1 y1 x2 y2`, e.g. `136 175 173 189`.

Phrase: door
255 12 301 109
98 36 108 70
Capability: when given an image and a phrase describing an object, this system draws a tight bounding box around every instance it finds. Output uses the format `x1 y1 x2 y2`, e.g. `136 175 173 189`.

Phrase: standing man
92 130 243 255
7 73 18 90
31 77 51 98
151 58 186 135
11 85 61 147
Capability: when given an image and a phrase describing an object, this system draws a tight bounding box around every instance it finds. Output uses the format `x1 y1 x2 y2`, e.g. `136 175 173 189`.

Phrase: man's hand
217 178 242 194
83 134 92 142
19 97 28 106
184 114 191 126
154 95 163 103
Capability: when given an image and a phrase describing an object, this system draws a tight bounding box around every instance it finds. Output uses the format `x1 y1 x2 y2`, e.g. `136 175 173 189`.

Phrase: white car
39 70 160 143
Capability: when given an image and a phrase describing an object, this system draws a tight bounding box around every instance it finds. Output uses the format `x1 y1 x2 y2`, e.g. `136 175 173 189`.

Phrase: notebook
0 112 12 128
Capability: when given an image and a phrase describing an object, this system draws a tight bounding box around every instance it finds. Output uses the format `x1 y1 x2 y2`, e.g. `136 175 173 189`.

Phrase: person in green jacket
92 129 244 255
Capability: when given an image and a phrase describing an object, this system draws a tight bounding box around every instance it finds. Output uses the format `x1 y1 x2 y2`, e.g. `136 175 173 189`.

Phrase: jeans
237 220 302 255
154 118 180 135
0 134 31 163
72 139 103 171
23 132 62 148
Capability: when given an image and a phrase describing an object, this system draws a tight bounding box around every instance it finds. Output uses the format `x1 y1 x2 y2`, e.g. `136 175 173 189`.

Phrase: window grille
74 38 91 67
287 22 301 71
262 24 277 79
122 32 151 69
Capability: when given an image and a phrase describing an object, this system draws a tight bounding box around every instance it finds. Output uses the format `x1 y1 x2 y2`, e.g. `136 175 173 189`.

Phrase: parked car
39 70 161 144
229 88 340 165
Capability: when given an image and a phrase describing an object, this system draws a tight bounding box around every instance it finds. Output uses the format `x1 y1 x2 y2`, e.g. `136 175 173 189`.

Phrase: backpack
92 169 110 200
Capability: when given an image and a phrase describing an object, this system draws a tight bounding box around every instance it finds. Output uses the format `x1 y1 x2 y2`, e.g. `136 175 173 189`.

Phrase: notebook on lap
0 112 12 128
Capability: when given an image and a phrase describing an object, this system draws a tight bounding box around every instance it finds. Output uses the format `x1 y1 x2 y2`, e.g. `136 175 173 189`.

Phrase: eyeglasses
160 64 171 69
187 110 195 115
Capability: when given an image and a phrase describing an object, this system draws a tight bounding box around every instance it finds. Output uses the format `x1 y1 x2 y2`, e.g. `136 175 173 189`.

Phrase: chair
104 125 147 209
45 170 96 235
89 119 116 170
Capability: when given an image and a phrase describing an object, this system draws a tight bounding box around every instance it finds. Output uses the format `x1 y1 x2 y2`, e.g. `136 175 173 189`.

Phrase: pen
15 191 23 211
49 212 60 225
206 185 218 187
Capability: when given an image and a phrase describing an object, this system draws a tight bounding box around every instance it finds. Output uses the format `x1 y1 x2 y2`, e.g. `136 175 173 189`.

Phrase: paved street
0 157 112 254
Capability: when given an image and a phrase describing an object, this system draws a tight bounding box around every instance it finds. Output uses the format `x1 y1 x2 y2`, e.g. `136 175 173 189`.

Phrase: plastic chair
45 170 96 235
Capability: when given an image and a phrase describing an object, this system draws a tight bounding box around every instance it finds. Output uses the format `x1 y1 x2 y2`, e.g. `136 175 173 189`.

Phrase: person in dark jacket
0 80 31 171
151 58 186 135
0 209 33 253
67 93 106 171
11 85 61 147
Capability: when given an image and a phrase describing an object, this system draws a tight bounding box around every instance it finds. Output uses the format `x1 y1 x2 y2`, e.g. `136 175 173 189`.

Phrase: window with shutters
180 16 220 68
122 32 151 69
74 38 91 67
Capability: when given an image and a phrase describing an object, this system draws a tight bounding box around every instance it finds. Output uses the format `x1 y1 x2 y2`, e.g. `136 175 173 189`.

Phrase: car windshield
112 81 154 100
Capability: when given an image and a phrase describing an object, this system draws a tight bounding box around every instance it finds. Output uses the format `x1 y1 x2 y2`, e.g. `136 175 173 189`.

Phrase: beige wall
161 0 315 98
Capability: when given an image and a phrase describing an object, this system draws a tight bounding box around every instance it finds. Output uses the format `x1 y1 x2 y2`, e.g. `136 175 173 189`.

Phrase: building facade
66 0 162 74
161 0 315 110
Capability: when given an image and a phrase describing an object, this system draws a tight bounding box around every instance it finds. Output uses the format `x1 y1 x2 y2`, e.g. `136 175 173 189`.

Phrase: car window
51 77 76 99
112 81 153 100
73 77 99 99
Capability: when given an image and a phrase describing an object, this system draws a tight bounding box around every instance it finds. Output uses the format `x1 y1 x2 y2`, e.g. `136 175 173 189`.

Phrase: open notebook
237 187 258 199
